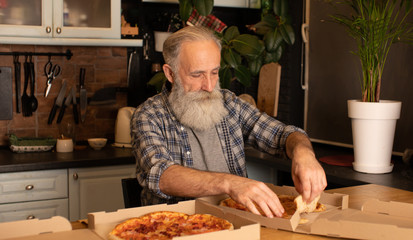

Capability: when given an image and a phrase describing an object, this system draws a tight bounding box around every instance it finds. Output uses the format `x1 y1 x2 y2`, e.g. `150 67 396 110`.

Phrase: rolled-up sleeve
131 106 177 200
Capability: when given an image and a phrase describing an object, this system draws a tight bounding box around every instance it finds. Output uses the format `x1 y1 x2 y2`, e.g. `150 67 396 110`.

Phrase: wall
0 44 129 146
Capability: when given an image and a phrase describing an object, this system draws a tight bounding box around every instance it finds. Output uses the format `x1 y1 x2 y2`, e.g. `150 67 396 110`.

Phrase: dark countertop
1 143 412 192
246 142 413 192
0 146 135 173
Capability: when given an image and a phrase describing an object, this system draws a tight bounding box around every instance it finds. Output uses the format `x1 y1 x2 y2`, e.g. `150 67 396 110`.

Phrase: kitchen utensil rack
0 49 73 60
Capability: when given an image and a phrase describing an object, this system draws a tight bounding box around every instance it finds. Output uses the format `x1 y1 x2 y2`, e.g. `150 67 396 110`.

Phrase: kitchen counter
0 146 135 173
1 143 412 192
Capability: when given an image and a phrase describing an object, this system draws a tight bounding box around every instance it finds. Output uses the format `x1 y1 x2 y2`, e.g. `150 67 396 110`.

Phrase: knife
72 85 79 124
48 80 67 124
79 68 87 123
56 86 73 124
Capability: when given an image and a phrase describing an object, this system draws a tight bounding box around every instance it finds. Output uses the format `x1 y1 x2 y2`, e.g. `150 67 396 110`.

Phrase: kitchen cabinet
0 169 69 222
141 0 261 8
68 164 135 221
0 0 142 47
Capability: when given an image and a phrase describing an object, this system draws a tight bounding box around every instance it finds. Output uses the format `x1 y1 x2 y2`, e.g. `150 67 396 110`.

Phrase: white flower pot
348 100 402 174
154 31 172 52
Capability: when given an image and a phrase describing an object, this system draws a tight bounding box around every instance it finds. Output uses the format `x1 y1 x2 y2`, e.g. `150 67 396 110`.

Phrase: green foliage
149 0 296 91
331 0 413 102
218 0 295 88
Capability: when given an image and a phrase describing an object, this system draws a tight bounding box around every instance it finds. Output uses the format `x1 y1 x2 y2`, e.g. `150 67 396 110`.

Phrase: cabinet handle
73 173 78 180
56 27 62 34
27 215 35 220
25 185 34 190
45 26 52 33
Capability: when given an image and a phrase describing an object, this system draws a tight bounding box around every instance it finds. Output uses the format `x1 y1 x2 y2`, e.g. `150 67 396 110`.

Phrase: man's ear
163 64 174 84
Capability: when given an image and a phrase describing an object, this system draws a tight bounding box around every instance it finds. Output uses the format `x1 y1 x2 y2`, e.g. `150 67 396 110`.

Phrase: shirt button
186 151 190 155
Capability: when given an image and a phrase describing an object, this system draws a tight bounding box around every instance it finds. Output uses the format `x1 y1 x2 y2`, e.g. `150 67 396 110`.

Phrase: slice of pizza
219 194 325 224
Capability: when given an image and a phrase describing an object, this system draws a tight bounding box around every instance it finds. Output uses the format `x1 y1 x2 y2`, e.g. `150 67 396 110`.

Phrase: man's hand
225 176 285 218
286 132 327 203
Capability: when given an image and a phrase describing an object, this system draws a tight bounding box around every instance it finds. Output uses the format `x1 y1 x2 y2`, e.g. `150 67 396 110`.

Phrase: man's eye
191 74 201 78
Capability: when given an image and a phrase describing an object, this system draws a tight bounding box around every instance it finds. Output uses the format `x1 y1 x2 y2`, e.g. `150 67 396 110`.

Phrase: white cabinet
0 0 141 46
0 169 69 222
68 164 135 221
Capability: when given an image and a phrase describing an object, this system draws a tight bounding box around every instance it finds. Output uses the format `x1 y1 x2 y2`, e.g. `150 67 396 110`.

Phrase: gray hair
162 26 222 72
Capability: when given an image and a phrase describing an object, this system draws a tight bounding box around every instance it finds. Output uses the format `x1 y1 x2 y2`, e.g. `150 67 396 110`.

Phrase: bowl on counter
87 138 107 150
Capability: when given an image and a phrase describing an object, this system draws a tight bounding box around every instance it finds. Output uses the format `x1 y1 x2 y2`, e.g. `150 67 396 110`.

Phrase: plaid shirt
131 88 305 206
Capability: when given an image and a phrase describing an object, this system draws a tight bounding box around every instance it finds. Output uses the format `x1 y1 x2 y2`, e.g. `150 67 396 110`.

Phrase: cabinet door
68 164 135 221
0 0 53 37
53 0 121 39
0 169 68 204
0 198 68 223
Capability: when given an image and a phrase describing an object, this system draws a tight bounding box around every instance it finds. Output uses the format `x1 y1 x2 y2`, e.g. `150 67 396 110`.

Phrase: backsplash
0 44 129 146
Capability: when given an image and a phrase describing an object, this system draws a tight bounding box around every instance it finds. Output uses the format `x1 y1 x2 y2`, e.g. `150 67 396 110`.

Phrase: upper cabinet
141 0 261 9
0 0 141 46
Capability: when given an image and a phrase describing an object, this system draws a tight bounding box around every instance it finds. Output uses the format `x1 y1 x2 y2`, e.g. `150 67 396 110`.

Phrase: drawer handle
25 185 34 190
73 173 78 180
27 215 35 220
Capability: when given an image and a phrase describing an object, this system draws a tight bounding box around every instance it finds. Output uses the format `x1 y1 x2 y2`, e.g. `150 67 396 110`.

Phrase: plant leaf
248 57 263 76
224 26 240 41
179 0 193 22
264 45 283 63
233 34 265 57
279 23 295 45
264 29 284 52
219 67 232 89
194 0 213 16
147 72 167 93
234 65 251 87
223 48 242 68
273 0 289 18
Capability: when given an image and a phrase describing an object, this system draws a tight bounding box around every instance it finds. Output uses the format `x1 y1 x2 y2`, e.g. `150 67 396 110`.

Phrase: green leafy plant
330 0 413 102
148 0 295 91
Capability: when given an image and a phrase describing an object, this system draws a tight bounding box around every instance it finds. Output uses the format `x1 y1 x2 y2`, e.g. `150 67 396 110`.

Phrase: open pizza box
0 216 102 240
87 199 260 240
197 184 349 232
310 198 413 239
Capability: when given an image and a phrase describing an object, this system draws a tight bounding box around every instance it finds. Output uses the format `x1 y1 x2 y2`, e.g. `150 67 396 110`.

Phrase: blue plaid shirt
131 88 305 205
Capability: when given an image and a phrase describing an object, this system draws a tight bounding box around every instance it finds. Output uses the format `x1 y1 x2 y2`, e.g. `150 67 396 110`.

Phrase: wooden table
72 184 413 239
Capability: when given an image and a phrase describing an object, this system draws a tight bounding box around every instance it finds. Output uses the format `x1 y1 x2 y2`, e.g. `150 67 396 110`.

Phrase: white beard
168 80 228 131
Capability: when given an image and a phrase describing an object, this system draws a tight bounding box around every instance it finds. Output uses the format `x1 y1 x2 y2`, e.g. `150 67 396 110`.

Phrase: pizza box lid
198 184 348 232
309 198 413 239
0 216 102 240
87 199 260 240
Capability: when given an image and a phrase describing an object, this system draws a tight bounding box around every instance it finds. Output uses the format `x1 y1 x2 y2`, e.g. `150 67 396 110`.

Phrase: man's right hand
224 175 285 218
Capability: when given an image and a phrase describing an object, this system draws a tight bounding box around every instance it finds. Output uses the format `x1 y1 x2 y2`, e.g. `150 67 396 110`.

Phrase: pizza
108 211 233 240
219 194 325 223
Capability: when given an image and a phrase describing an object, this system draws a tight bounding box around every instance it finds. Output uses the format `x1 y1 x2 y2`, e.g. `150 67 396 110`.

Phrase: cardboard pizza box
0 216 102 240
310 198 413 239
87 199 260 240
198 184 348 232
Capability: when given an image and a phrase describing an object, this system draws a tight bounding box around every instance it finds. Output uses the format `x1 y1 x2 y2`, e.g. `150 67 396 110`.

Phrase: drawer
0 198 68 223
0 169 68 204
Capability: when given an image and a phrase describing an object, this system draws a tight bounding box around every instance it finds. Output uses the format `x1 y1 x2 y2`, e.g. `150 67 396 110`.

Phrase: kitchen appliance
113 107 136 148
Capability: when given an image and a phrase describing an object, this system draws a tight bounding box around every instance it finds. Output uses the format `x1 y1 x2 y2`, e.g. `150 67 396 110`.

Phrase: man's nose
201 75 215 92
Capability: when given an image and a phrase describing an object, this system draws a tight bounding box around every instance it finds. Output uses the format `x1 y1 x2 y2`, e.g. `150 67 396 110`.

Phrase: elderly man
131 26 327 218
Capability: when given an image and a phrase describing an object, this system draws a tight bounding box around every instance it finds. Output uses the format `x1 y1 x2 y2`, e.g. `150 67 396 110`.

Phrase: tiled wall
0 44 129 146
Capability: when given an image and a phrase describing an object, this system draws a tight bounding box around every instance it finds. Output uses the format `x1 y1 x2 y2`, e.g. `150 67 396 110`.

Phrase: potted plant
148 0 295 97
330 0 413 173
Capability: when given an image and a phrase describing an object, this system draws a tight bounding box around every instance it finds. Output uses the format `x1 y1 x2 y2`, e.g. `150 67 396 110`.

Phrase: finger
245 200 262 217
255 201 274 218
266 197 284 218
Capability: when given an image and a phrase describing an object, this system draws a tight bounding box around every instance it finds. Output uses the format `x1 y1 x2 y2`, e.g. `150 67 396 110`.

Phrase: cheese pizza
108 211 233 240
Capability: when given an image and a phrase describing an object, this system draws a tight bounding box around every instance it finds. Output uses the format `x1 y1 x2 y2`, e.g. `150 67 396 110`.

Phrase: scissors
44 61 61 97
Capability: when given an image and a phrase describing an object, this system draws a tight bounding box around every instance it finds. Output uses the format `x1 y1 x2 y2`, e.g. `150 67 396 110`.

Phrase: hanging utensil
56 86 73 124
79 68 87 123
29 55 38 112
71 85 79 124
13 55 21 114
21 57 31 117
47 80 67 124
44 58 61 97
